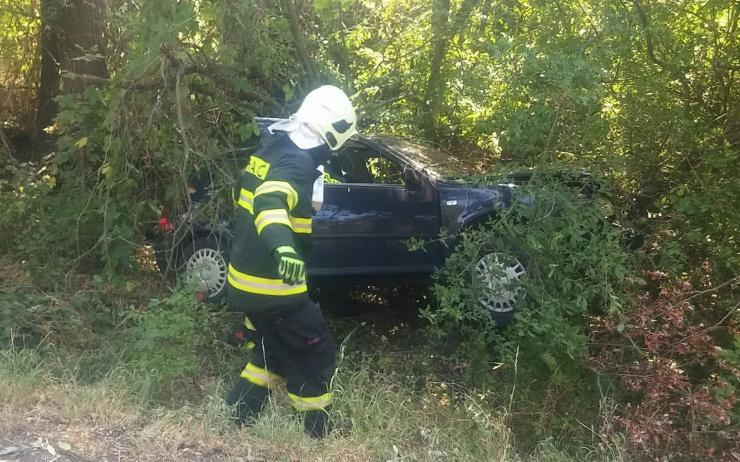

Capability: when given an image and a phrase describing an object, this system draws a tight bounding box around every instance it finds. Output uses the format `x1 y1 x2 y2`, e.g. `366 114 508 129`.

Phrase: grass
0 346 516 461
0 280 632 461
0 343 632 461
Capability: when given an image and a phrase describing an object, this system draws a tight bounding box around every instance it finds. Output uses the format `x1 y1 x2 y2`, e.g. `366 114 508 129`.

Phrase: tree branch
0 124 12 157
61 62 282 113
671 302 739 351
357 93 410 120
631 0 669 69
280 0 317 84
449 0 481 37
189 60 283 113
0 3 40 20
423 0 482 138
174 64 191 175
631 0 693 111
60 71 110 87
682 276 740 304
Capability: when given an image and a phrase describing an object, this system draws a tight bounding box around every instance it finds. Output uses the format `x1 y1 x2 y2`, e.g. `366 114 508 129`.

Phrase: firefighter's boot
225 378 268 425
303 408 330 439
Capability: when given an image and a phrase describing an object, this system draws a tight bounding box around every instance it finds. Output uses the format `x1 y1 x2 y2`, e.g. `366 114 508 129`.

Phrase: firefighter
225 85 357 438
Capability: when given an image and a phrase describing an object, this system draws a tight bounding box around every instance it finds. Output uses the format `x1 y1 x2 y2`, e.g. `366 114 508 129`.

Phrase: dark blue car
154 123 530 323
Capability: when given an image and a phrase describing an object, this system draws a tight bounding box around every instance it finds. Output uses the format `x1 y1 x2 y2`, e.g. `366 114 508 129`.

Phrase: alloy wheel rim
185 248 227 297
474 253 526 313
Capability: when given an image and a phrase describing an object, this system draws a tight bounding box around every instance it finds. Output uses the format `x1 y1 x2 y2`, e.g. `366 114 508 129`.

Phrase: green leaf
75 137 89 149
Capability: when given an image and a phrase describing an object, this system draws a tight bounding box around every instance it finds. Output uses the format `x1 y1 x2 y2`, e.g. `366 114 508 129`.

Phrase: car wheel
178 237 228 301
473 251 527 325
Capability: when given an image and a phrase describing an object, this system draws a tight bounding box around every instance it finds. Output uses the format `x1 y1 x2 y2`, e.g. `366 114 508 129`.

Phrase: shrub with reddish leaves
589 274 739 461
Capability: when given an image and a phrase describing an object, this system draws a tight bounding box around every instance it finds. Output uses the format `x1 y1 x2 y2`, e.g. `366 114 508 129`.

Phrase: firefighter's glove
275 246 306 285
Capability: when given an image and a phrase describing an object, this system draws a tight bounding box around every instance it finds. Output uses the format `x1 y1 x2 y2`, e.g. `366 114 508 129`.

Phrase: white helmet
293 85 357 151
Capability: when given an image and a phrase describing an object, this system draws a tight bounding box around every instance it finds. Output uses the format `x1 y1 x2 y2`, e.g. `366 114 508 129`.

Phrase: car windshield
370 136 470 180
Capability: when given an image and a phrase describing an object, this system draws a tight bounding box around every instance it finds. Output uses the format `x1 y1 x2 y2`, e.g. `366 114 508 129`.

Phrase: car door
307 140 442 277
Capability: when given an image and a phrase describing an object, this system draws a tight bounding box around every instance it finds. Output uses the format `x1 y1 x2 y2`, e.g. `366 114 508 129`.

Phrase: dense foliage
1 0 737 459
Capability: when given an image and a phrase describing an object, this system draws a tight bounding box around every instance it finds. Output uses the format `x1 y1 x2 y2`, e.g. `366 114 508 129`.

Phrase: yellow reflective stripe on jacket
254 209 291 234
288 392 332 411
255 181 299 211
290 216 312 234
238 188 254 213
228 264 307 296
240 362 282 389
250 207 312 234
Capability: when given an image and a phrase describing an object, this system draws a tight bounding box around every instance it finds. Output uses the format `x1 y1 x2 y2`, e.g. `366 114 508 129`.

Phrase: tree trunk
0 124 12 158
280 0 317 86
59 0 109 93
35 0 63 132
726 106 740 150
423 0 450 140
35 0 108 133
422 0 480 140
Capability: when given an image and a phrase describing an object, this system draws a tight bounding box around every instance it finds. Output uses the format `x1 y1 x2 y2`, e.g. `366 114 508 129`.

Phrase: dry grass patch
0 345 521 461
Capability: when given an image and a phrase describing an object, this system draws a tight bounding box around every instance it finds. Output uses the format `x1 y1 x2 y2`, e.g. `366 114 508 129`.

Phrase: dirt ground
0 403 316 462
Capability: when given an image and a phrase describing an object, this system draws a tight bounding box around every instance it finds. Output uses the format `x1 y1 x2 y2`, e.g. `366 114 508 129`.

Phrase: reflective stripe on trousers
240 362 282 389
288 392 332 411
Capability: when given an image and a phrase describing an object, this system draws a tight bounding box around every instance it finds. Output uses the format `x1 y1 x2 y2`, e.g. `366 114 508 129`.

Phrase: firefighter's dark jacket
227 135 327 312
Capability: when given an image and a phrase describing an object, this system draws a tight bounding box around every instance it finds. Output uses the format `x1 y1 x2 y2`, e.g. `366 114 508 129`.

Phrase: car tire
177 237 229 302
472 245 528 326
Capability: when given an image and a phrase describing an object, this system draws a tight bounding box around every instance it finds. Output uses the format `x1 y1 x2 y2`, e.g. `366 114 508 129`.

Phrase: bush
0 157 105 288
423 167 633 447
426 168 630 365
0 292 89 348
589 275 738 461
122 289 208 400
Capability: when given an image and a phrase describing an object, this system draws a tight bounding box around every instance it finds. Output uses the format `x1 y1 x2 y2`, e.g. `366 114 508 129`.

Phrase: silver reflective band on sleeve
254 209 292 234
238 189 254 213
255 181 299 211
290 216 312 234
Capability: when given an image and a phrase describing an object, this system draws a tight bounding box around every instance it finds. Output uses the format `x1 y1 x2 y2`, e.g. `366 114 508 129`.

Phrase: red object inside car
159 209 175 232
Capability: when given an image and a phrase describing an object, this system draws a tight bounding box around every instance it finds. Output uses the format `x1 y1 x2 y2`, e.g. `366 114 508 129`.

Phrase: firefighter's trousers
225 301 337 438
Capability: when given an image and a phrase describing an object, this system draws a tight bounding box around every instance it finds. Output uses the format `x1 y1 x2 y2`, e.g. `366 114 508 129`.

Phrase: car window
366 156 404 185
328 147 405 185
